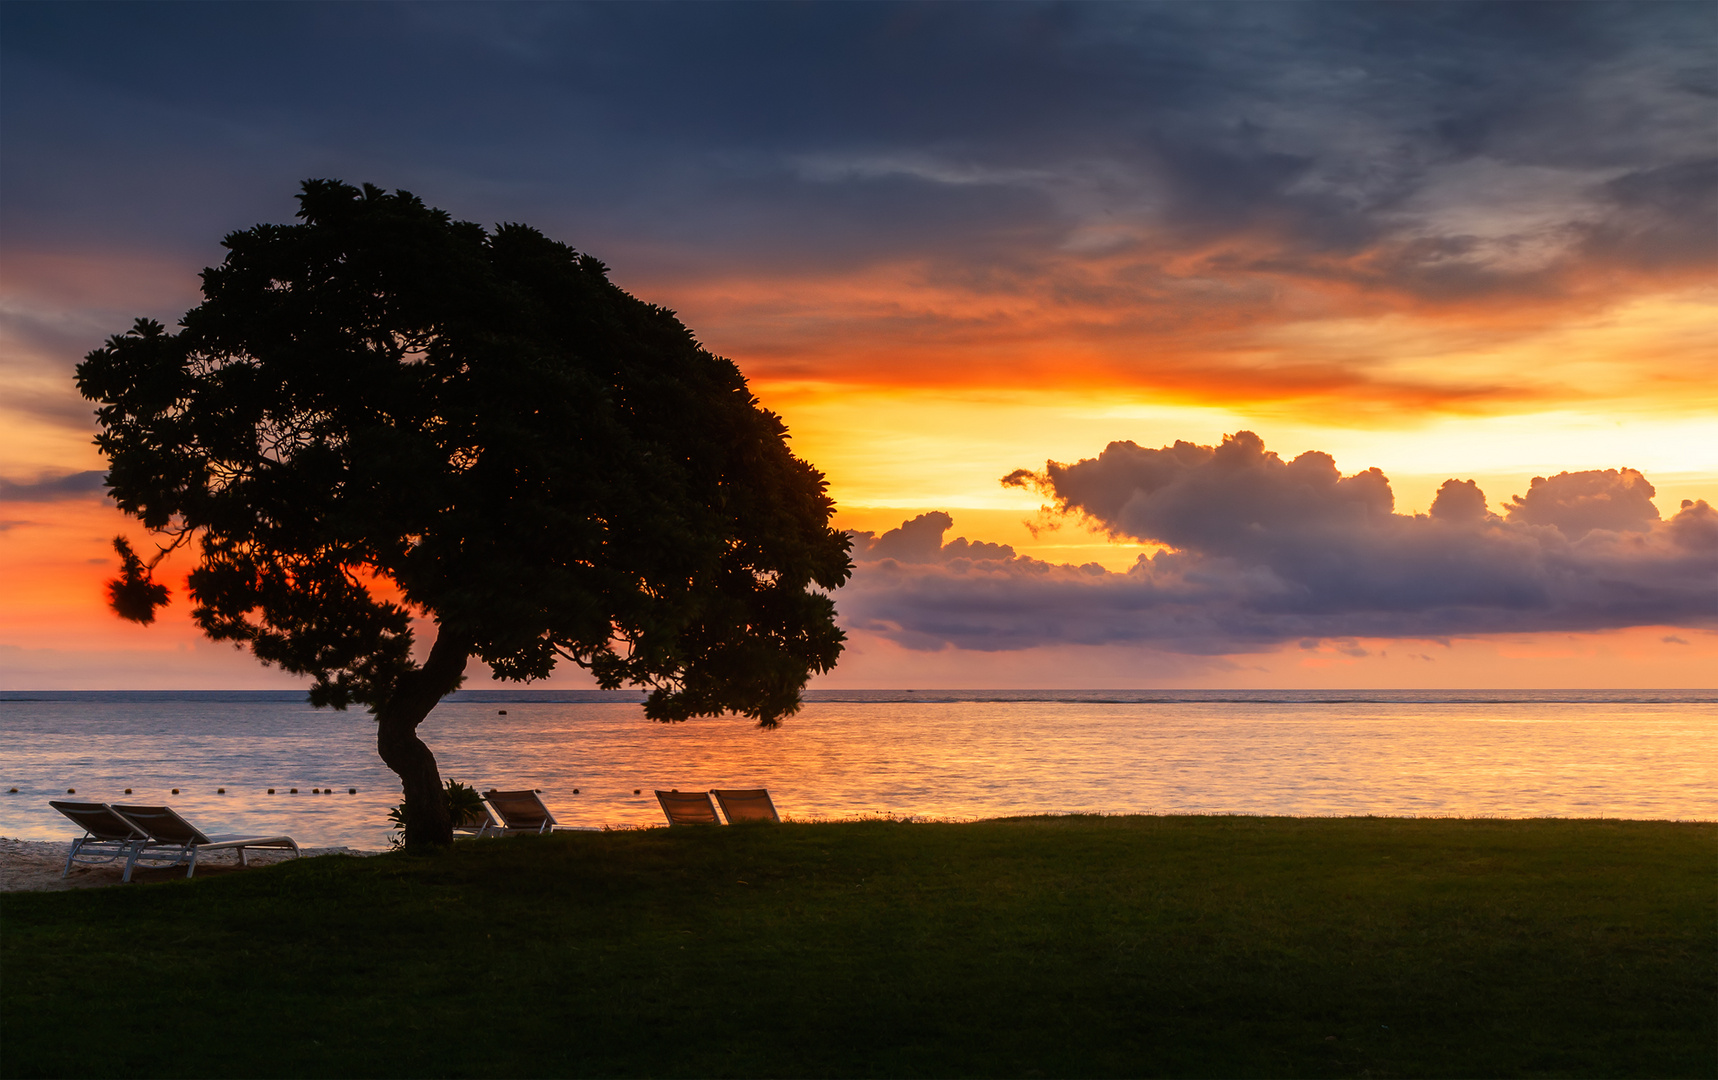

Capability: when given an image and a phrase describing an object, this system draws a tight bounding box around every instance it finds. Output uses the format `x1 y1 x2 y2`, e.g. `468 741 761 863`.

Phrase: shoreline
9 813 1714 892
0 836 381 892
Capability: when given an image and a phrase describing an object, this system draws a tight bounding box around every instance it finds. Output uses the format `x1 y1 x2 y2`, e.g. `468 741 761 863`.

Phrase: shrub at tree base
76 181 852 847
387 779 487 848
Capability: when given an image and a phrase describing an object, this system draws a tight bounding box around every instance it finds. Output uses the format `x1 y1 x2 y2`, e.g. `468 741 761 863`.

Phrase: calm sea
2 690 1713 849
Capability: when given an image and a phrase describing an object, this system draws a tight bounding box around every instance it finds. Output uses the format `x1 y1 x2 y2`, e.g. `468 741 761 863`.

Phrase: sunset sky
2 2 1713 689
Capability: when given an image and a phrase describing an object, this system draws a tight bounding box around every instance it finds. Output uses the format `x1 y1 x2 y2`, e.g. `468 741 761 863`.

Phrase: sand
0 837 380 892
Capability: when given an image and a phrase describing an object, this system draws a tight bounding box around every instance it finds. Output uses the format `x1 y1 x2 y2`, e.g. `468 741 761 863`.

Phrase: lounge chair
482 789 567 834
712 788 781 824
109 804 300 879
50 801 154 882
656 789 721 826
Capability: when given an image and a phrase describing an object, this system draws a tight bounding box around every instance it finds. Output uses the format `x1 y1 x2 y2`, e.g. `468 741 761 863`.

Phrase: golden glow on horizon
655 254 1716 420
758 382 1718 522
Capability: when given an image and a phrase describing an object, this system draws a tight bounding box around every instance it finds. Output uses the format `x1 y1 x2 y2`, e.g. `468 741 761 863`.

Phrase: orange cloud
635 232 1716 426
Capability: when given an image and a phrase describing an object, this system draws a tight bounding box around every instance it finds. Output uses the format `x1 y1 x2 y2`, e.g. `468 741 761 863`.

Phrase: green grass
3 816 1712 1078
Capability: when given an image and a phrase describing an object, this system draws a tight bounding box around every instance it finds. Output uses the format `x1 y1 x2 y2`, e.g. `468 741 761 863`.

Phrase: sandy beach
0 837 376 892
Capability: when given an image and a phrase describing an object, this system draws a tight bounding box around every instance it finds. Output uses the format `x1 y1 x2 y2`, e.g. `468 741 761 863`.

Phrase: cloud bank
841 433 1715 653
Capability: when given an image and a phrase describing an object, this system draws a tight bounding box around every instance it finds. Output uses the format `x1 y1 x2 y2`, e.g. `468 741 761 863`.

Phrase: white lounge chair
656 789 721 826
482 789 571 834
50 801 154 882
109 804 300 879
712 788 781 824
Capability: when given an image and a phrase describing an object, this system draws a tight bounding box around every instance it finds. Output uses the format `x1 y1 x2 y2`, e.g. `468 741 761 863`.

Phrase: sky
2 1 1714 690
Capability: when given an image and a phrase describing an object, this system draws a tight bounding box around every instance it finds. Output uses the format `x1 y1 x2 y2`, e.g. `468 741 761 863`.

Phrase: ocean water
2 689 1713 849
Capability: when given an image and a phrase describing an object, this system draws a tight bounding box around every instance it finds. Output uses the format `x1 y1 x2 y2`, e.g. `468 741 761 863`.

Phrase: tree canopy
77 180 852 845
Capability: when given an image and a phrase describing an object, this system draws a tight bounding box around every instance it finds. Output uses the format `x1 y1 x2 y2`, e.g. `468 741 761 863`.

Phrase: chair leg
239 846 249 867
187 847 198 878
123 843 142 884
63 837 83 878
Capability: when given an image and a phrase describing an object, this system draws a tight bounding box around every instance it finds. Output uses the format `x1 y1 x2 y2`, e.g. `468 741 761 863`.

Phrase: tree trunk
376 626 471 849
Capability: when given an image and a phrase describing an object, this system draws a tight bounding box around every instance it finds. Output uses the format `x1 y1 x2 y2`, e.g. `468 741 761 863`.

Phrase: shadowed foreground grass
2 816 1712 1078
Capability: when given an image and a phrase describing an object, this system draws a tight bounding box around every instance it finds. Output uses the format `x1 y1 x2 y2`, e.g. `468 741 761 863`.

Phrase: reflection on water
1 693 1713 848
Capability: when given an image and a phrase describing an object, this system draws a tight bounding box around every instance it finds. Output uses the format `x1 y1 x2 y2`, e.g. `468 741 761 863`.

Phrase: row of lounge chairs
51 786 782 883
460 788 781 833
50 801 300 883
658 788 780 826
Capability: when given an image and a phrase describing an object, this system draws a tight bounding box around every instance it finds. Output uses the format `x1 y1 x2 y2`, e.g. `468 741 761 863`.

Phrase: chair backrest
482 790 554 830
656 790 721 826
50 801 147 842
712 789 780 824
109 805 211 846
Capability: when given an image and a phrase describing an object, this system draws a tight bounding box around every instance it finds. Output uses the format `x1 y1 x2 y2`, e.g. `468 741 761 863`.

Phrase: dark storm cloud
840 434 1716 653
3 1 1710 289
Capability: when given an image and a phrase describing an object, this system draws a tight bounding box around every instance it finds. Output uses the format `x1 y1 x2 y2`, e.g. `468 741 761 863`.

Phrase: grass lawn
2 816 1712 1078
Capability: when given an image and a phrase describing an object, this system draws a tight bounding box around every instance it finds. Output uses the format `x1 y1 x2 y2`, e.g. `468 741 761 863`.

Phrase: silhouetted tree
78 181 851 847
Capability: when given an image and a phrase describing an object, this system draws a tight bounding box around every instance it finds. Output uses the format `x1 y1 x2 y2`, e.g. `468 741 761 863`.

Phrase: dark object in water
634 789 641 795
499 709 507 714
170 788 179 795
217 788 226 794
349 788 357 794
268 788 275 794
289 788 298 794
124 788 132 794
67 788 76 794
573 788 580 794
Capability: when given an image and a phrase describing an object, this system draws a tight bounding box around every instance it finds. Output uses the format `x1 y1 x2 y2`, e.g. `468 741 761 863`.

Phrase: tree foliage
77 180 851 843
